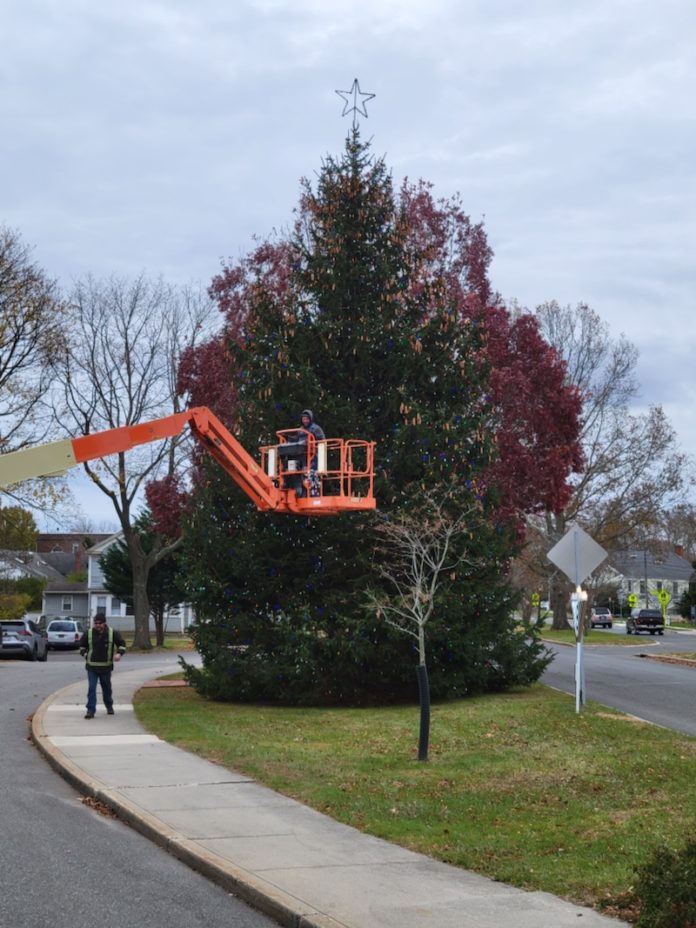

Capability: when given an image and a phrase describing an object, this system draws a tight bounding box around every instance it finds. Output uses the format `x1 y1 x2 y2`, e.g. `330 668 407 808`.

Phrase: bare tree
53 274 218 648
367 494 479 761
534 302 688 627
0 227 67 511
658 503 696 560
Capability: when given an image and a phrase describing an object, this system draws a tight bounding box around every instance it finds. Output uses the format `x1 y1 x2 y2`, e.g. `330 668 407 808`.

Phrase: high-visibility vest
86 626 115 667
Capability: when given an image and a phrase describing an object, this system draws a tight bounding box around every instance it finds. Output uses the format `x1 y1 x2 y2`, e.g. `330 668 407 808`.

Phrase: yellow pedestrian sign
657 590 670 606
627 593 638 607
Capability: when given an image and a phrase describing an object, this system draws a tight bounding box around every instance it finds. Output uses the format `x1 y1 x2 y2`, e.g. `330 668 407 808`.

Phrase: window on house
639 581 646 595
72 543 79 554
96 596 106 616
627 581 633 593
62 596 72 612
111 598 122 614
673 582 679 598
656 581 663 592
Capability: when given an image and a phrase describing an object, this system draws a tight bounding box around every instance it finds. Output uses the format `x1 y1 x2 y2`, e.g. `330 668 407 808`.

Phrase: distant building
609 548 693 614
36 532 110 576
41 532 193 631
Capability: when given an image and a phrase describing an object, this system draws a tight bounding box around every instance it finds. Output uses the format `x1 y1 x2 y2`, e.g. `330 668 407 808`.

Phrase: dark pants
86 668 113 714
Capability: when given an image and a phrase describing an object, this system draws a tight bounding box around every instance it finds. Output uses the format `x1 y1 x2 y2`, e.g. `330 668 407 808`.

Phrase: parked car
590 606 613 628
0 618 49 661
626 609 664 636
46 618 85 650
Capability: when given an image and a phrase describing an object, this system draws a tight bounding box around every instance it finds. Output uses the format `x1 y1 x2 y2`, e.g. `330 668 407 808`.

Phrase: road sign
547 526 607 717
531 593 540 606
657 590 671 605
547 525 607 585
627 593 638 607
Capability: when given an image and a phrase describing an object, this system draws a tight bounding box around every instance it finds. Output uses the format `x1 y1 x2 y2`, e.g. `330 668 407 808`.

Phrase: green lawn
540 627 638 646
134 682 696 920
122 633 195 652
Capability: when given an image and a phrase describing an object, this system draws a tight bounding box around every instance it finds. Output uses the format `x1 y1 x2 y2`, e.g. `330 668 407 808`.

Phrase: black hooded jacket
300 409 325 442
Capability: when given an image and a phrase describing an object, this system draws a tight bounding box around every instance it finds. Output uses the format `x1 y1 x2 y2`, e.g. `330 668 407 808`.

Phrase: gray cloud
2 0 695 480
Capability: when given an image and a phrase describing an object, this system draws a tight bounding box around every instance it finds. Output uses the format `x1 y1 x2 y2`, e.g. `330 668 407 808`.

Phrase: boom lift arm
0 407 376 516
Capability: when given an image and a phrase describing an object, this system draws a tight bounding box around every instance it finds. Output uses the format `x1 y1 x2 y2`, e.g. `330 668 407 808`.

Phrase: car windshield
1 621 23 628
49 622 76 632
594 608 609 614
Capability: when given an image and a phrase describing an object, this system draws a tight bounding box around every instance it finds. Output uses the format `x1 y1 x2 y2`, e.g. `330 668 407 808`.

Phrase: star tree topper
336 78 375 128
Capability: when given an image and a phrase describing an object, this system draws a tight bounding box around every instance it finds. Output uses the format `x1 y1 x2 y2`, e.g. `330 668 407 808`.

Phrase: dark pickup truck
626 609 664 636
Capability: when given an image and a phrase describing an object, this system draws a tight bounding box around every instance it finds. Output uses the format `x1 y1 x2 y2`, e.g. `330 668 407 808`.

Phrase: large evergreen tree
177 130 552 705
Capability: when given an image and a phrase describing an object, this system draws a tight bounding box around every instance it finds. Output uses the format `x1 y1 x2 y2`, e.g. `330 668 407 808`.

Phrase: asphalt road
541 625 696 736
0 651 276 928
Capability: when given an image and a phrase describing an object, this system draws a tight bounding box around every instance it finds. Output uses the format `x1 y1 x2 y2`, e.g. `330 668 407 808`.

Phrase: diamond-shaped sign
547 525 607 585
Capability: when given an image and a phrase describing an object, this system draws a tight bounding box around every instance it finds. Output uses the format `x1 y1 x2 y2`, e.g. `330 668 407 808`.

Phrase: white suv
46 618 85 650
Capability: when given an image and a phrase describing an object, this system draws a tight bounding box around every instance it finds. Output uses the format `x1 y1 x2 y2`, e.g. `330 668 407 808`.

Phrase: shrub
634 840 696 927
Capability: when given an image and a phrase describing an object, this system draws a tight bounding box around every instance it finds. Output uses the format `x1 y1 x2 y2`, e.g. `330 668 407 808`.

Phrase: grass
539 627 639 646
134 682 696 919
122 633 195 652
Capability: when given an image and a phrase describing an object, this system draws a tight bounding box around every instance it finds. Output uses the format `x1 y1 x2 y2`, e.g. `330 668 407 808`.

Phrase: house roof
0 549 65 581
43 579 88 593
40 551 80 576
610 549 693 582
86 531 124 554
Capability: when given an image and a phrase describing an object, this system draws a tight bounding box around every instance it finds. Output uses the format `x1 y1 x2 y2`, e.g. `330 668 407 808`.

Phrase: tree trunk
416 663 430 762
154 607 165 647
130 555 153 650
551 581 570 630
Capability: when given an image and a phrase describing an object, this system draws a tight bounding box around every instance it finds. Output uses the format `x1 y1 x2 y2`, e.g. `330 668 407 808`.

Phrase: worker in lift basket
292 409 325 498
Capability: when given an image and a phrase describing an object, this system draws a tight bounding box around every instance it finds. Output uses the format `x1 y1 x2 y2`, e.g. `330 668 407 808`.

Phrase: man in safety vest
78 614 126 719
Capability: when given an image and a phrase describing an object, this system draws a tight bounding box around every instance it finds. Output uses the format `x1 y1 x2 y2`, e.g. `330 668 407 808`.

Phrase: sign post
657 589 671 625
547 525 607 713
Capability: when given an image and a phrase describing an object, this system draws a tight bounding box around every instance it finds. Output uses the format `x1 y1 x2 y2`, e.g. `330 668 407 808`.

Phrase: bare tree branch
366 493 481 664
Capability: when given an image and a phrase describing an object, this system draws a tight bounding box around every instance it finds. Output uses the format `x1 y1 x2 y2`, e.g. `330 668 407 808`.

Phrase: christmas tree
179 129 550 705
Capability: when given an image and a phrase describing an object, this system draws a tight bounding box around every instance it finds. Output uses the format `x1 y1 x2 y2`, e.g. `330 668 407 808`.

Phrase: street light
628 549 650 608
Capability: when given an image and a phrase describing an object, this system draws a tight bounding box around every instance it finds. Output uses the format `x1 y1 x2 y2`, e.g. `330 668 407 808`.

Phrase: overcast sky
2 1 695 528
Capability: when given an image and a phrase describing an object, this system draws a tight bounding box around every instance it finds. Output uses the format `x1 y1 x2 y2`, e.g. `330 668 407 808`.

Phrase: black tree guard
416 663 431 761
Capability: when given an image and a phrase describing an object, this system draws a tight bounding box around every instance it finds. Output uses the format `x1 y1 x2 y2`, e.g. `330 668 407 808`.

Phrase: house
36 532 111 577
43 532 129 626
41 531 193 632
609 548 693 615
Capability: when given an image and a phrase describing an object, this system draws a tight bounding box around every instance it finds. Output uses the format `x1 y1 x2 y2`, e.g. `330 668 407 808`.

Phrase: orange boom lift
0 407 376 516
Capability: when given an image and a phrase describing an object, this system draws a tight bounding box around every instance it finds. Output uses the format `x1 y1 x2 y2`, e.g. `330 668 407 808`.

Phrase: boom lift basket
261 429 376 515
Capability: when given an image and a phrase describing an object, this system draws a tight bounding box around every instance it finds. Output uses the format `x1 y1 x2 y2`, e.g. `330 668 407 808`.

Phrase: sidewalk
32 665 629 928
